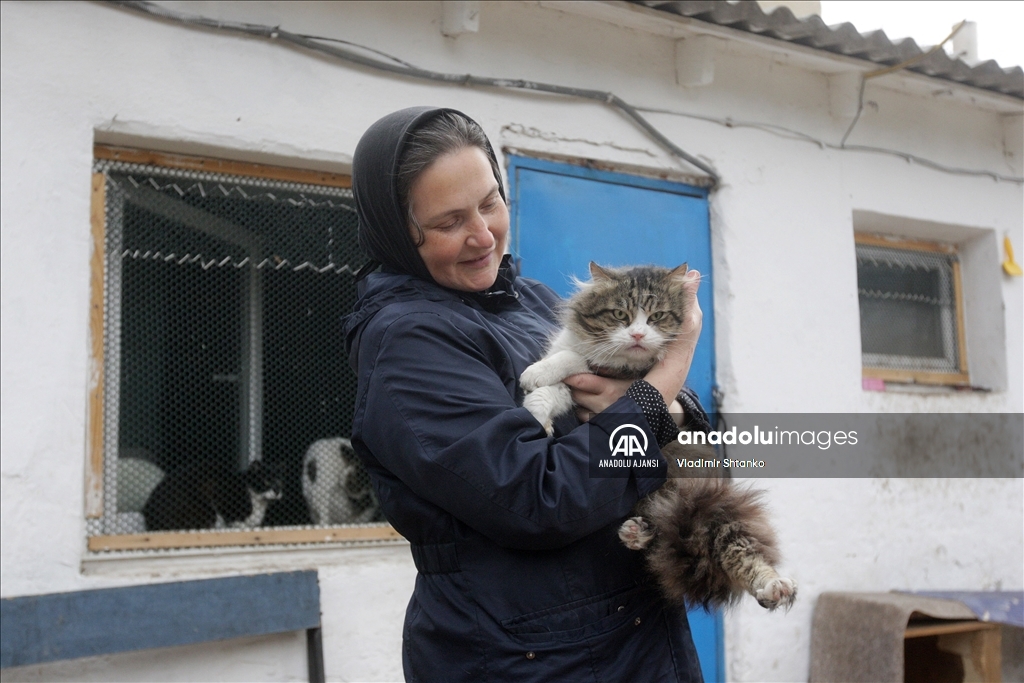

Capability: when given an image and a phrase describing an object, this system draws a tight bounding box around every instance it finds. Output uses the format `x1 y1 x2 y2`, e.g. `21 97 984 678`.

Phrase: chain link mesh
857 243 961 374
92 159 383 539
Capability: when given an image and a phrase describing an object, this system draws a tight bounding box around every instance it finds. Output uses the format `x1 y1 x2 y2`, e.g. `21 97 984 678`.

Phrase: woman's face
409 146 509 292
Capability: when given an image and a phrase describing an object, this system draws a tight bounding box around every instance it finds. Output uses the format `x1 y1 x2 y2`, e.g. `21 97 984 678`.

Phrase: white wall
2 2 1021 681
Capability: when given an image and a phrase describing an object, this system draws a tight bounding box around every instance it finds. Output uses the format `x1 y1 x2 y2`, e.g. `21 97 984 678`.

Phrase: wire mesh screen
92 159 383 538
856 243 962 374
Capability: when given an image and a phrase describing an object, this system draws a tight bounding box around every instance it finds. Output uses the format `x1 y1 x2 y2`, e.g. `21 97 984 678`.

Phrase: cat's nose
630 332 645 341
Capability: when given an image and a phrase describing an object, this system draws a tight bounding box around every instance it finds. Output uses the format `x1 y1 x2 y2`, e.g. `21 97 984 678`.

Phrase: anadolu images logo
608 424 648 458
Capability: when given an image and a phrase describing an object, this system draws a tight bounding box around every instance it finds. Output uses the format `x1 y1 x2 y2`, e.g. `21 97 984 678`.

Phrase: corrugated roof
630 1 1024 100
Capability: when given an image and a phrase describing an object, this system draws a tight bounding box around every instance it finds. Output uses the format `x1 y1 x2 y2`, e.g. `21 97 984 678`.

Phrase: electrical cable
296 34 420 70
102 0 720 185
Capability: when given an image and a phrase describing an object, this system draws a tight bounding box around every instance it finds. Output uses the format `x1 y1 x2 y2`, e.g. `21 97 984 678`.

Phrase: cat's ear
589 262 613 281
669 263 689 279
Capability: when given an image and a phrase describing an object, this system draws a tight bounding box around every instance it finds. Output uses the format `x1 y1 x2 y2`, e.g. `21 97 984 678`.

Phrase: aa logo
608 424 648 457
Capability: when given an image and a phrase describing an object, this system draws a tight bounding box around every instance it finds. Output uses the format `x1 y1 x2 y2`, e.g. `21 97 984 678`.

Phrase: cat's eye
611 309 629 321
649 311 666 323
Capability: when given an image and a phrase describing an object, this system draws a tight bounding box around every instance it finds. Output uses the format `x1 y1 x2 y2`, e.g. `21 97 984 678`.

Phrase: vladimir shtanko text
675 457 765 469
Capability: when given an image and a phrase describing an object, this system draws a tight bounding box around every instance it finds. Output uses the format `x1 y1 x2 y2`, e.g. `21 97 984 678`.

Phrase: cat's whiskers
582 339 635 367
585 342 662 374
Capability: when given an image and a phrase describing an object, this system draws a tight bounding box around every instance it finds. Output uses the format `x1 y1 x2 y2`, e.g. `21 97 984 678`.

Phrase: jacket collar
343 255 520 370
463 254 519 311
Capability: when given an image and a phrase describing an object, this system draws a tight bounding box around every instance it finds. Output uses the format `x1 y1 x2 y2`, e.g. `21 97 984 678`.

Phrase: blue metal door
508 155 723 682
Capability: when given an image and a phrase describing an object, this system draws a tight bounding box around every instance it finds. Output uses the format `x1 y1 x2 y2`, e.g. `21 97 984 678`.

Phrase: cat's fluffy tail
638 477 782 610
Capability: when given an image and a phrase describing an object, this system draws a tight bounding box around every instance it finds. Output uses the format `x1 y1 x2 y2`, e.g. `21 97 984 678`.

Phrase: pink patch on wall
862 377 886 392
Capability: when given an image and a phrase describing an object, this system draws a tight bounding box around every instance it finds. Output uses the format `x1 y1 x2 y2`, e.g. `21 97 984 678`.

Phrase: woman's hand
567 377 687 424
643 269 703 407
566 374 633 422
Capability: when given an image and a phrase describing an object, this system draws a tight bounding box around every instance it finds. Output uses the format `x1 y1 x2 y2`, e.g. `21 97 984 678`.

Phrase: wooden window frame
86 145 402 552
855 233 969 387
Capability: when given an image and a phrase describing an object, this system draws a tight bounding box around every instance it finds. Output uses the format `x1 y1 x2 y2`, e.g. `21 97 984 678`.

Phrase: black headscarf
352 106 507 285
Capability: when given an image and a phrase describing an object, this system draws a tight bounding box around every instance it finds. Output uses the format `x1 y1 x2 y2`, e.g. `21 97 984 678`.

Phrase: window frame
855 232 969 387
86 145 402 552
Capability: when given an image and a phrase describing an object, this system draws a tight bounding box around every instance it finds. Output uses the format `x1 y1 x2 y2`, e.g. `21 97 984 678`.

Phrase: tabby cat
521 262 796 611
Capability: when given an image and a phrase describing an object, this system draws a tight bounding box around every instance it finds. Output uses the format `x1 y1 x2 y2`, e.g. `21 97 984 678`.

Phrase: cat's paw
755 577 797 611
618 516 655 550
520 362 554 392
523 384 574 436
523 389 554 435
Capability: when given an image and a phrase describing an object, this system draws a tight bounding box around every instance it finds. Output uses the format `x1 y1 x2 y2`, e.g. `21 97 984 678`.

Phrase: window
855 233 968 386
86 146 400 551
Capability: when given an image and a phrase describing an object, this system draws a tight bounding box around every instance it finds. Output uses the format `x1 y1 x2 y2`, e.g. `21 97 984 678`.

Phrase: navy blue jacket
344 269 704 682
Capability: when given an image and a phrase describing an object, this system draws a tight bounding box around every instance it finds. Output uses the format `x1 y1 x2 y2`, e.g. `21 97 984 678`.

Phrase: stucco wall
2 2 1021 681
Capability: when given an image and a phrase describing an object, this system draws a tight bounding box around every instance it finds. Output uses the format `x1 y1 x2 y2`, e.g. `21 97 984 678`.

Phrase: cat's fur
302 437 381 525
521 262 796 611
117 450 165 513
142 459 282 531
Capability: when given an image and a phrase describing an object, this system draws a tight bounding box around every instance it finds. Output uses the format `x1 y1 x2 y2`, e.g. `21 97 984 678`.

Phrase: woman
344 106 708 682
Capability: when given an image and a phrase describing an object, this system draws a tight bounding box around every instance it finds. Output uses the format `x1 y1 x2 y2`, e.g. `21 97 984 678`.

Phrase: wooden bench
0 570 324 683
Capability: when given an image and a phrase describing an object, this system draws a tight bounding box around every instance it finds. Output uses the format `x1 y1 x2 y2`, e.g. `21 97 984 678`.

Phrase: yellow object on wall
1003 235 1023 276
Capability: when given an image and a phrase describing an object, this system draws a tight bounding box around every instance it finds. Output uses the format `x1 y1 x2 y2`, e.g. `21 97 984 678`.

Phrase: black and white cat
302 437 380 525
142 459 282 531
521 262 796 611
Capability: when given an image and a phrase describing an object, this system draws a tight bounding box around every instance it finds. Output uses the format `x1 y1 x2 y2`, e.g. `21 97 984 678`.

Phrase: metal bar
306 626 325 683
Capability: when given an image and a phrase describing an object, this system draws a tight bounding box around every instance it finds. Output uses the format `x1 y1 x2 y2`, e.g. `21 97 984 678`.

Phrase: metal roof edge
630 0 1023 101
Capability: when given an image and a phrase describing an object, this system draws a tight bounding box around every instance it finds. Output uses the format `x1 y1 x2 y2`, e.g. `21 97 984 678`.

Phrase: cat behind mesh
142 459 282 531
520 262 796 611
302 437 381 525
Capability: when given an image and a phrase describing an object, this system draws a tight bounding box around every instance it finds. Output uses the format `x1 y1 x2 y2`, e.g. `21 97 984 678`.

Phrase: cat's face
566 263 690 372
244 460 284 501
